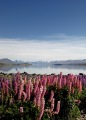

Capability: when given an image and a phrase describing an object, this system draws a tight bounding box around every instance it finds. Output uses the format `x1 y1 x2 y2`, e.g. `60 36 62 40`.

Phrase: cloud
0 34 86 61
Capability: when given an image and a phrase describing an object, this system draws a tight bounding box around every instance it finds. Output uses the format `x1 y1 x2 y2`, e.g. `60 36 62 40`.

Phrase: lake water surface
0 64 86 75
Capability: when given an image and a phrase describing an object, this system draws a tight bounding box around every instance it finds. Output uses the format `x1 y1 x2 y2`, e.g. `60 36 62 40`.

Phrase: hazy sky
0 0 86 61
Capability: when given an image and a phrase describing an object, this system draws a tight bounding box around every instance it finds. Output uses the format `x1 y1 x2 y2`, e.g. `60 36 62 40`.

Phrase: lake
0 64 86 75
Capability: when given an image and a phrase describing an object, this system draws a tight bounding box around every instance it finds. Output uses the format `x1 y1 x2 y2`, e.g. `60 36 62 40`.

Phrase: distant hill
50 59 86 65
27 60 86 65
29 60 86 66
0 58 31 66
0 58 14 64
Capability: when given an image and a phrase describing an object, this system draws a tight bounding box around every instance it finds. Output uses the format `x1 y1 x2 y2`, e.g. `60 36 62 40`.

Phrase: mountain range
0 58 86 66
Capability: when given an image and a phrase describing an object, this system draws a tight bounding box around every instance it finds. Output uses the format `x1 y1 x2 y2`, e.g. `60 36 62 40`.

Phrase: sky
0 0 86 61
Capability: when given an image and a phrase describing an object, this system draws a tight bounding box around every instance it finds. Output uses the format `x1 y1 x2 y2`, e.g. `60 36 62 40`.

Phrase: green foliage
42 112 51 120
0 101 39 120
69 103 80 120
79 87 86 112
71 88 80 99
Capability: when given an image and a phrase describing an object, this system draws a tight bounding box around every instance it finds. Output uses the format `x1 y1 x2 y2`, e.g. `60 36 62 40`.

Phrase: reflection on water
0 64 86 75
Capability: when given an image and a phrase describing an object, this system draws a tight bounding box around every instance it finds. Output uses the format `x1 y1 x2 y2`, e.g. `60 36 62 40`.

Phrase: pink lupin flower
56 101 60 113
36 85 43 108
42 76 47 86
68 80 72 95
76 79 80 88
5 80 9 95
50 75 53 85
20 107 23 113
41 85 46 97
5 80 9 87
16 71 20 82
49 90 54 102
1 81 5 93
40 85 43 93
71 87 74 94
26 80 32 100
71 74 74 82
60 72 62 79
79 80 82 93
55 76 58 86
37 97 45 120
74 99 81 104
18 80 24 100
53 101 60 115
63 77 67 86
58 78 62 89
25 82 30 100
18 90 22 100
30 82 33 94
36 94 41 108
50 98 55 112
14 81 18 94
47 76 50 85
22 91 27 101
33 97 36 106
34 81 39 94
5 84 9 95
9 79 12 90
